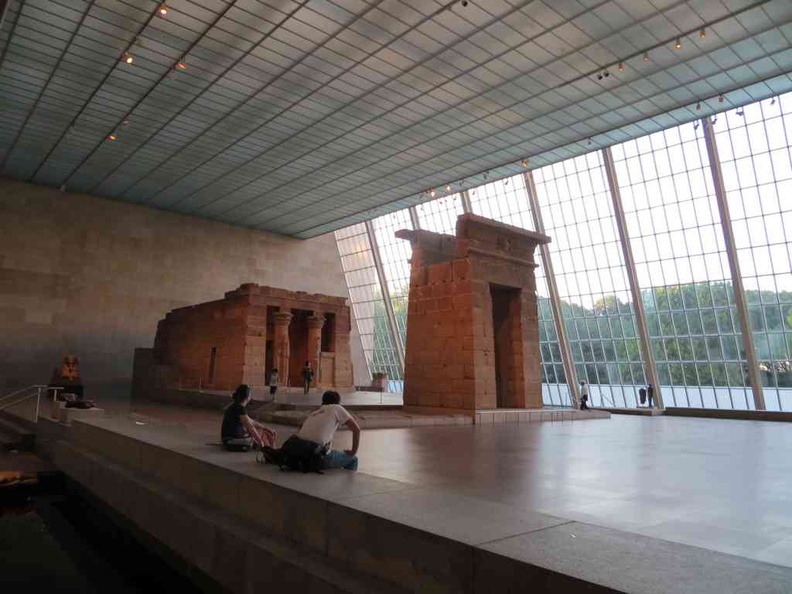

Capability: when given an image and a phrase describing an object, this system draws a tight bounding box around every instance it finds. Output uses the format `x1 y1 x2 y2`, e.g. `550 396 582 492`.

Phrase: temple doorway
490 284 522 408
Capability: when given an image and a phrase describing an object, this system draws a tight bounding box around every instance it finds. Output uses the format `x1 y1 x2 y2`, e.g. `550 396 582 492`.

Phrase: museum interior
1 0 792 592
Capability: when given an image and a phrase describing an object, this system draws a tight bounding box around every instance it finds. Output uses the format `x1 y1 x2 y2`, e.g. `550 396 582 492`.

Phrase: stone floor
88 403 792 570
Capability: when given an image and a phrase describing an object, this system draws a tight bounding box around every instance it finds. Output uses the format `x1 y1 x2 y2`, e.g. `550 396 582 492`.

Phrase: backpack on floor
261 436 326 474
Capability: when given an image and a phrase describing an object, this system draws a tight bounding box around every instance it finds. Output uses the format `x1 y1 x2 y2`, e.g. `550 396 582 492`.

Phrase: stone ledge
475 408 610 424
52 439 406 594
51 416 792 593
665 408 792 423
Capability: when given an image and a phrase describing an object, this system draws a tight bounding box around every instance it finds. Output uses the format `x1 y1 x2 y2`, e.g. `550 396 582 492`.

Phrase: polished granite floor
117 403 792 569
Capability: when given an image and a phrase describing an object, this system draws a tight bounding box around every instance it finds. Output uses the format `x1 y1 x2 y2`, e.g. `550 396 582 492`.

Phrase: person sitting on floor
266 390 360 471
221 384 276 452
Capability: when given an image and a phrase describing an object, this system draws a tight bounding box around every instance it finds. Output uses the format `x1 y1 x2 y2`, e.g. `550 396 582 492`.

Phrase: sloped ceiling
1 0 791 237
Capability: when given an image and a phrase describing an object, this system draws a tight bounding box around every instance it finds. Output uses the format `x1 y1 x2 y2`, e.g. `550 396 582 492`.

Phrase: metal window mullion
461 189 473 213
602 147 664 409
702 117 765 410
364 220 405 372
409 205 421 230
523 171 580 408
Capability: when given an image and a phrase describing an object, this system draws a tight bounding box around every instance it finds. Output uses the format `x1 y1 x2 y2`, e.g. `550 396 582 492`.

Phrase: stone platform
40 411 792 593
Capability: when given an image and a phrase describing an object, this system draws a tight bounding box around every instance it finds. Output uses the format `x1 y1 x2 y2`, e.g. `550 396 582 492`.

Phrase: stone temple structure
142 284 353 392
397 214 550 412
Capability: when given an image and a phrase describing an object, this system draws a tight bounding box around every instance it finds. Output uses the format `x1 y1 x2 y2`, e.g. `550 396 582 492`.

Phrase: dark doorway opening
288 309 311 386
490 284 521 408
207 347 217 386
321 313 336 352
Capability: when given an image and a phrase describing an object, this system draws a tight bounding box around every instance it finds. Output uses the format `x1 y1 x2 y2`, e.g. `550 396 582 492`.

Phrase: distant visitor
268 368 279 399
580 379 590 410
302 361 314 395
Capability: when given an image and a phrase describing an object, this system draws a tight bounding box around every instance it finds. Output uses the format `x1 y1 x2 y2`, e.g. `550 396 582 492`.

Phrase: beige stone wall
0 178 367 397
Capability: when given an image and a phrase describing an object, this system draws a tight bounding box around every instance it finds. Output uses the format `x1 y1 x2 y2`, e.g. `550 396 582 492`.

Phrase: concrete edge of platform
474 408 610 424
603 407 664 416
40 415 792 594
664 407 792 422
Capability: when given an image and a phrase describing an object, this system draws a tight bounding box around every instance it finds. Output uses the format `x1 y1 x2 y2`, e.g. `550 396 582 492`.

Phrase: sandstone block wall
151 284 354 391
400 214 549 411
0 179 367 398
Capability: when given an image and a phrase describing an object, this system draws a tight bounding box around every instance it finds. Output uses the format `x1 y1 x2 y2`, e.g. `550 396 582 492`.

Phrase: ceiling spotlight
445 184 451 191
504 179 509 186
460 0 468 6
736 108 744 117
699 28 706 39
483 172 488 180
718 95 724 103
674 38 681 50
122 114 130 125
159 4 168 15
522 159 529 168
643 52 650 62
770 97 777 106
107 133 117 141
587 138 593 146
123 52 134 65
696 101 701 111
711 115 718 125
175 60 186 71
618 62 624 72
429 189 436 198
597 72 603 81
693 121 700 130
603 70 610 78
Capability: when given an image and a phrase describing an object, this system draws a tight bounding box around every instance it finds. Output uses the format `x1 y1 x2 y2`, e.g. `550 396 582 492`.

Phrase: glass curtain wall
416 192 464 234
334 224 401 385
371 210 414 392
470 177 572 405
612 125 753 409
533 153 646 407
715 97 792 410
335 90 792 409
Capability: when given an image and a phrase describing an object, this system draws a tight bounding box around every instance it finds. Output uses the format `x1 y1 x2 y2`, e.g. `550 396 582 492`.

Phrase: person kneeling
266 390 360 471
222 384 277 452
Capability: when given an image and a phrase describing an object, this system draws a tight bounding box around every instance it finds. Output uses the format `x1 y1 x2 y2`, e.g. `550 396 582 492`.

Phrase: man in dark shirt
221 384 276 451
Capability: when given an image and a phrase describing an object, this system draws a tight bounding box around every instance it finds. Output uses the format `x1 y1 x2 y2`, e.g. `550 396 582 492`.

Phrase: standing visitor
646 383 655 408
580 379 590 410
302 361 314 395
268 368 279 399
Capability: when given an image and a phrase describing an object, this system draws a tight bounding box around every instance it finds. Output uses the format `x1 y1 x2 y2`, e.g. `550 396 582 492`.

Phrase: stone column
273 310 292 386
307 314 325 387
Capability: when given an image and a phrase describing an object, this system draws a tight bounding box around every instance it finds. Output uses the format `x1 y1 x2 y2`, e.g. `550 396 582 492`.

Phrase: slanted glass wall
334 224 402 386
533 153 646 407
372 210 414 392
613 126 752 409
715 97 792 410
417 192 464 234
336 90 792 410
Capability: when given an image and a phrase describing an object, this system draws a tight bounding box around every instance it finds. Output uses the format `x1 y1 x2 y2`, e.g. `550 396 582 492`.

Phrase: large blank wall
0 179 368 398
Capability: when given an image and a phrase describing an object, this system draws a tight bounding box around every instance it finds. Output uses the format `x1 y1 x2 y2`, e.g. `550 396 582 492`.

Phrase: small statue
49 355 94 408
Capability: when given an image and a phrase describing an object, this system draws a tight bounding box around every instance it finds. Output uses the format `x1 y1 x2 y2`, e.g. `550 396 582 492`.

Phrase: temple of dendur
135 284 354 394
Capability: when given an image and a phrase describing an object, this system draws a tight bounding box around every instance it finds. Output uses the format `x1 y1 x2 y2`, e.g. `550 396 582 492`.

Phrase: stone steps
0 415 36 451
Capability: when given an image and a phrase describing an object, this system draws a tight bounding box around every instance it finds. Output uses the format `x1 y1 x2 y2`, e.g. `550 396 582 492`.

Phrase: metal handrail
0 384 46 404
0 384 50 423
